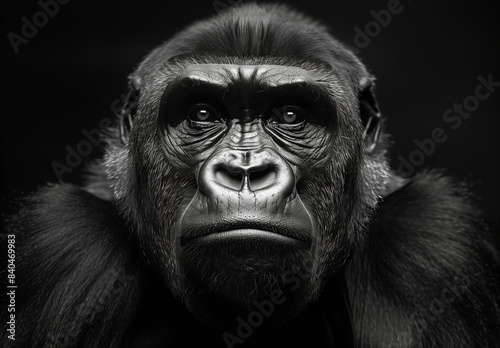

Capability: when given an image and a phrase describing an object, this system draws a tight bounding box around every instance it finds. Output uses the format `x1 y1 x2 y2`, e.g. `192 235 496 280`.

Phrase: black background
1 0 499 218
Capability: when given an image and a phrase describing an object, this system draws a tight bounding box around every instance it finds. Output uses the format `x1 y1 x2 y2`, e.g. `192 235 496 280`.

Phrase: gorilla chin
177 196 317 324
179 237 316 327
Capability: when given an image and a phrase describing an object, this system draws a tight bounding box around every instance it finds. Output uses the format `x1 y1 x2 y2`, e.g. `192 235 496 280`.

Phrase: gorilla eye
196 108 211 121
284 110 298 123
187 103 222 127
270 106 306 126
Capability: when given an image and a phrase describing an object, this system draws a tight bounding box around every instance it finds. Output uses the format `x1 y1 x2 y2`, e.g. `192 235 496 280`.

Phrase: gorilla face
105 11 389 326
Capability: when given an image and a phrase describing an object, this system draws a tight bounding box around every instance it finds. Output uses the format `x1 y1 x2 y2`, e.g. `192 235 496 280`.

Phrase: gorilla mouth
190 228 308 247
180 221 312 248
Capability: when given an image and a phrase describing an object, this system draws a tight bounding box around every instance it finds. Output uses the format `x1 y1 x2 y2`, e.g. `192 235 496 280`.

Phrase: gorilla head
105 3 389 325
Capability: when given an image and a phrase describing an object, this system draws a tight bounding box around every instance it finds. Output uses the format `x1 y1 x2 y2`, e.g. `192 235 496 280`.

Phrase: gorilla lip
192 229 309 248
180 221 311 248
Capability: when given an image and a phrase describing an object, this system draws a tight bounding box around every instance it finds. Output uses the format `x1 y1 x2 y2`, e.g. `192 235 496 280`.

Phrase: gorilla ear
359 77 382 154
118 75 141 145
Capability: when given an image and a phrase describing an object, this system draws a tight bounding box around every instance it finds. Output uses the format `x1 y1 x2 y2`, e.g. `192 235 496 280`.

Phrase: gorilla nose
214 159 276 192
199 150 295 197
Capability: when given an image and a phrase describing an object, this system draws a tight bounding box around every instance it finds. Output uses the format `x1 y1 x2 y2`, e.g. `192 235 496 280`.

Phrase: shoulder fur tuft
347 170 500 346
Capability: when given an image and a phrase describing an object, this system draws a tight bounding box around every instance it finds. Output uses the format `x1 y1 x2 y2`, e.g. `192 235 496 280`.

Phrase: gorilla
1 3 499 348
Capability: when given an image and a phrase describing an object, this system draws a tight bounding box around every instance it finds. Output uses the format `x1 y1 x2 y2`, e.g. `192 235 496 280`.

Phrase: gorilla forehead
180 64 319 87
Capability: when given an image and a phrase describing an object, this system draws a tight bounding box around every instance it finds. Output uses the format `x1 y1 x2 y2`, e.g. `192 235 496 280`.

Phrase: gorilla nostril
214 166 243 191
249 166 277 191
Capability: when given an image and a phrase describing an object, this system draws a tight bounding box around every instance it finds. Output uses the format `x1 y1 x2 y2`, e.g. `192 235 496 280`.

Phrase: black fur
1 185 141 347
2 3 499 348
347 171 500 346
